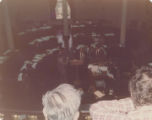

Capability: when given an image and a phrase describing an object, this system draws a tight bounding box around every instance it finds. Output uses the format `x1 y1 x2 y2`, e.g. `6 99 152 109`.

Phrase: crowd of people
1 21 151 114
42 65 152 120
40 22 152 120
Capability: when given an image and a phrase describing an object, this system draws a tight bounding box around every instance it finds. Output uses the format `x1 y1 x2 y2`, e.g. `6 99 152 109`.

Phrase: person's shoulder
92 97 132 104
119 97 132 102
128 105 152 120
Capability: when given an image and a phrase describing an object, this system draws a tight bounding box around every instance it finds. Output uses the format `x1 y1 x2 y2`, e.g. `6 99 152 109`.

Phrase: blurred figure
42 84 82 120
57 50 69 83
90 65 152 120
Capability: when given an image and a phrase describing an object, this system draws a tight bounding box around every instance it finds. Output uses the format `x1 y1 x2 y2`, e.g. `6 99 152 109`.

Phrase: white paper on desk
94 90 105 98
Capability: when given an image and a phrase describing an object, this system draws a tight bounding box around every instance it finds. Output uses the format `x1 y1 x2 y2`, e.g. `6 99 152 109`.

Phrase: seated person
90 65 152 120
42 84 82 120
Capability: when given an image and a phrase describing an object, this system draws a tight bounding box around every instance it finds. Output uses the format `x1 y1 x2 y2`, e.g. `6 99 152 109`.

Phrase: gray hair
129 66 152 106
42 84 82 120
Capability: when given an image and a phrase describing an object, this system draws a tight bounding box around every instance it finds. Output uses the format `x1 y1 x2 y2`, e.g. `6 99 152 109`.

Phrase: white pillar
0 2 5 54
0 25 5 54
2 0 14 50
62 0 70 36
120 0 127 47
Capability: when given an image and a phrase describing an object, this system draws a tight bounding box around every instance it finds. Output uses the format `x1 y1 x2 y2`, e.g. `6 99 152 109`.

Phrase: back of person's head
42 84 82 120
129 65 152 106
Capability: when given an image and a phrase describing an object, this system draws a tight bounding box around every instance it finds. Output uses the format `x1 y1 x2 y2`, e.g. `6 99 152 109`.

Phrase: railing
0 108 44 120
0 105 90 120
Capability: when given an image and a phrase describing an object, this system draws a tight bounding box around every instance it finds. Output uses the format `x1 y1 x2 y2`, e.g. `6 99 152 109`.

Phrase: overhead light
0 0 2 2
149 0 152 3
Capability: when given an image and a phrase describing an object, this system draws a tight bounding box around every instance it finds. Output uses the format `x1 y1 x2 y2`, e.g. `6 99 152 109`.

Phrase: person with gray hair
42 84 82 120
90 65 152 120
129 65 152 106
